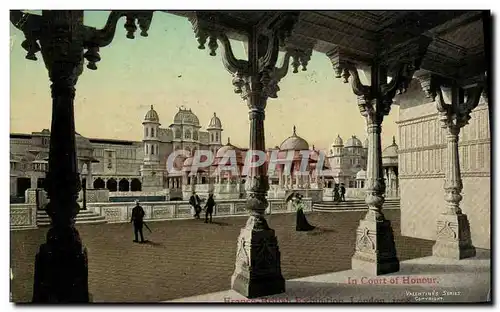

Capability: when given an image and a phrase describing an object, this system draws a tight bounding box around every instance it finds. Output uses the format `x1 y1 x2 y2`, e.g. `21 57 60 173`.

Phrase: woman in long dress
287 193 315 231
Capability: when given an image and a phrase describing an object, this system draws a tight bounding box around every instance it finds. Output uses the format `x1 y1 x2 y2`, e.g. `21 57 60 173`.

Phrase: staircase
313 198 400 212
37 209 107 226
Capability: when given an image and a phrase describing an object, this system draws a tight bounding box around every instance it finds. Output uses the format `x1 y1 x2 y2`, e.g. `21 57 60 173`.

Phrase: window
145 128 148 137
175 129 181 139
151 128 155 137
215 132 219 142
185 129 191 139
151 145 154 155
211 133 214 142
193 131 198 141
145 145 148 154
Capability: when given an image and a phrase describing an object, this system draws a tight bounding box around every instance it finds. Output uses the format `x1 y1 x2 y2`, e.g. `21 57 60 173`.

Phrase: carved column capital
11 10 153 72
435 83 484 132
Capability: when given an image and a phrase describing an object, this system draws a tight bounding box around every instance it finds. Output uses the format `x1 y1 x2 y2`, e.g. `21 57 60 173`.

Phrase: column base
32 227 90 303
231 217 285 299
432 213 476 260
351 218 400 275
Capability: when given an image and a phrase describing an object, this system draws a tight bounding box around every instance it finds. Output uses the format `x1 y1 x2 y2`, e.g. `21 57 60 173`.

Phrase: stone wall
398 90 490 249
88 198 313 223
10 204 37 230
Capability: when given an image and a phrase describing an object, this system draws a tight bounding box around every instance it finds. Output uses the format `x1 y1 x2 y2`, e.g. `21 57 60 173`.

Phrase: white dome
345 135 363 147
332 135 343 146
382 137 399 158
208 112 222 129
173 107 200 126
144 105 159 122
356 169 366 180
216 138 239 158
279 126 309 151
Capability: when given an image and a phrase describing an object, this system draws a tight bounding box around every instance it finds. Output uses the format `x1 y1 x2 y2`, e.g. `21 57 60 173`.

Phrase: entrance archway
16 177 30 197
119 179 130 192
93 178 105 189
130 178 142 191
106 178 117 192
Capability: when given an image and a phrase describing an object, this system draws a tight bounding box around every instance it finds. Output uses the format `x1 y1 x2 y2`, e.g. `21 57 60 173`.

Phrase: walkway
11 210 434 302
171 250 490 303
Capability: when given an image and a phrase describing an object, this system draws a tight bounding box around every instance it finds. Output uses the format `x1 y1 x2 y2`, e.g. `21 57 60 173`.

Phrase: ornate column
328 60 415 275
14 10 90 303
190 12 306 298
417 73 482 259
11 10 154 302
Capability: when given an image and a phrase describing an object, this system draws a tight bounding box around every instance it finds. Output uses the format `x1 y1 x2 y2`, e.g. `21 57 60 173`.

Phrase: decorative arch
131 178 142 191
119 178 130 192
93 178 105 189
106 178 117 192
175 128 181 139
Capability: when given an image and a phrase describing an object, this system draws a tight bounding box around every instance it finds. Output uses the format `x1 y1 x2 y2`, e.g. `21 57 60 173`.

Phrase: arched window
185 129 192 139
193 131 198 141
130 178 142 191
211 133 214 142
215 132 219 142
93 178 105 189
119 179 130 192
145 145 148 155
145 128 149 137
175 129 181 139
151 128 155 137
106 178 117 192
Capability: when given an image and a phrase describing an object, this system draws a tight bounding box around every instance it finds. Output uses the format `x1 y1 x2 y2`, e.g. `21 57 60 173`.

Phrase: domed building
10 106 226 202
279 126 309 151
325 134 368 189
265 126 323 202
382 136 399 198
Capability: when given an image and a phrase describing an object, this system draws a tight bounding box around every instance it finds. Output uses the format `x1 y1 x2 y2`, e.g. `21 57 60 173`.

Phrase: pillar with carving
329 61 408 275
189 12 310 298
417 75 482 259
328 37 430 274
12 10 154 302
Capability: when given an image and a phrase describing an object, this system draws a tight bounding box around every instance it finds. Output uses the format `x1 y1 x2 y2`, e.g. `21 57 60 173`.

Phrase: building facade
397 80 490 250
9 106 224 200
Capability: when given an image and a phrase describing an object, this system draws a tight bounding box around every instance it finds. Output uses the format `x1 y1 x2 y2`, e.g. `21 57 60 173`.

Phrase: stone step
313 201 399 207
36 209 107 226
312 199 400 212
37 219 108 226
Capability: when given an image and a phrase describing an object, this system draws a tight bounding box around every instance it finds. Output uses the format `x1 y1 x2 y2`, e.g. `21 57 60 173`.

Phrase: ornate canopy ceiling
170 10 486 85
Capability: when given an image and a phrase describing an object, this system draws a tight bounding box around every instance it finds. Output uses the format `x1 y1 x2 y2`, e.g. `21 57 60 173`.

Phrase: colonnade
11 10 487 302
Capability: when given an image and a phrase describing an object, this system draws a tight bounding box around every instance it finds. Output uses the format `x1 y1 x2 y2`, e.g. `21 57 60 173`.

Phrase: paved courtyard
10 210 434 302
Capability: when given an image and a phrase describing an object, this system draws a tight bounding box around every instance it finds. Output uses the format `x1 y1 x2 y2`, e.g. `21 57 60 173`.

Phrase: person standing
130 200 145 243
333 184 341 202
189 191 202 219
204 194 216 223
340 183 346 202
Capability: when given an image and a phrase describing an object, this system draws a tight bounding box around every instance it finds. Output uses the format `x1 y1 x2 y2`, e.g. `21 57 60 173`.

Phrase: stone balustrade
10 204 37 230
87 197 313 223
10 196 314 230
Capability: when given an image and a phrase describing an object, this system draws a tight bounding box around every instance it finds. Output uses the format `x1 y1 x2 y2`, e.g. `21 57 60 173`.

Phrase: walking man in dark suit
130 200 145 243
204 193 216 223
189 191 202 219
340 184 346 202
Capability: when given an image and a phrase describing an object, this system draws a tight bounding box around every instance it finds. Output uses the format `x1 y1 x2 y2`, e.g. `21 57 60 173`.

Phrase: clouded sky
10 11 399 151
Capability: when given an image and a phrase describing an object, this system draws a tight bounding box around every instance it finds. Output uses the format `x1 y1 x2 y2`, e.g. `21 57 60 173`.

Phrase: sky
10 11 400 151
